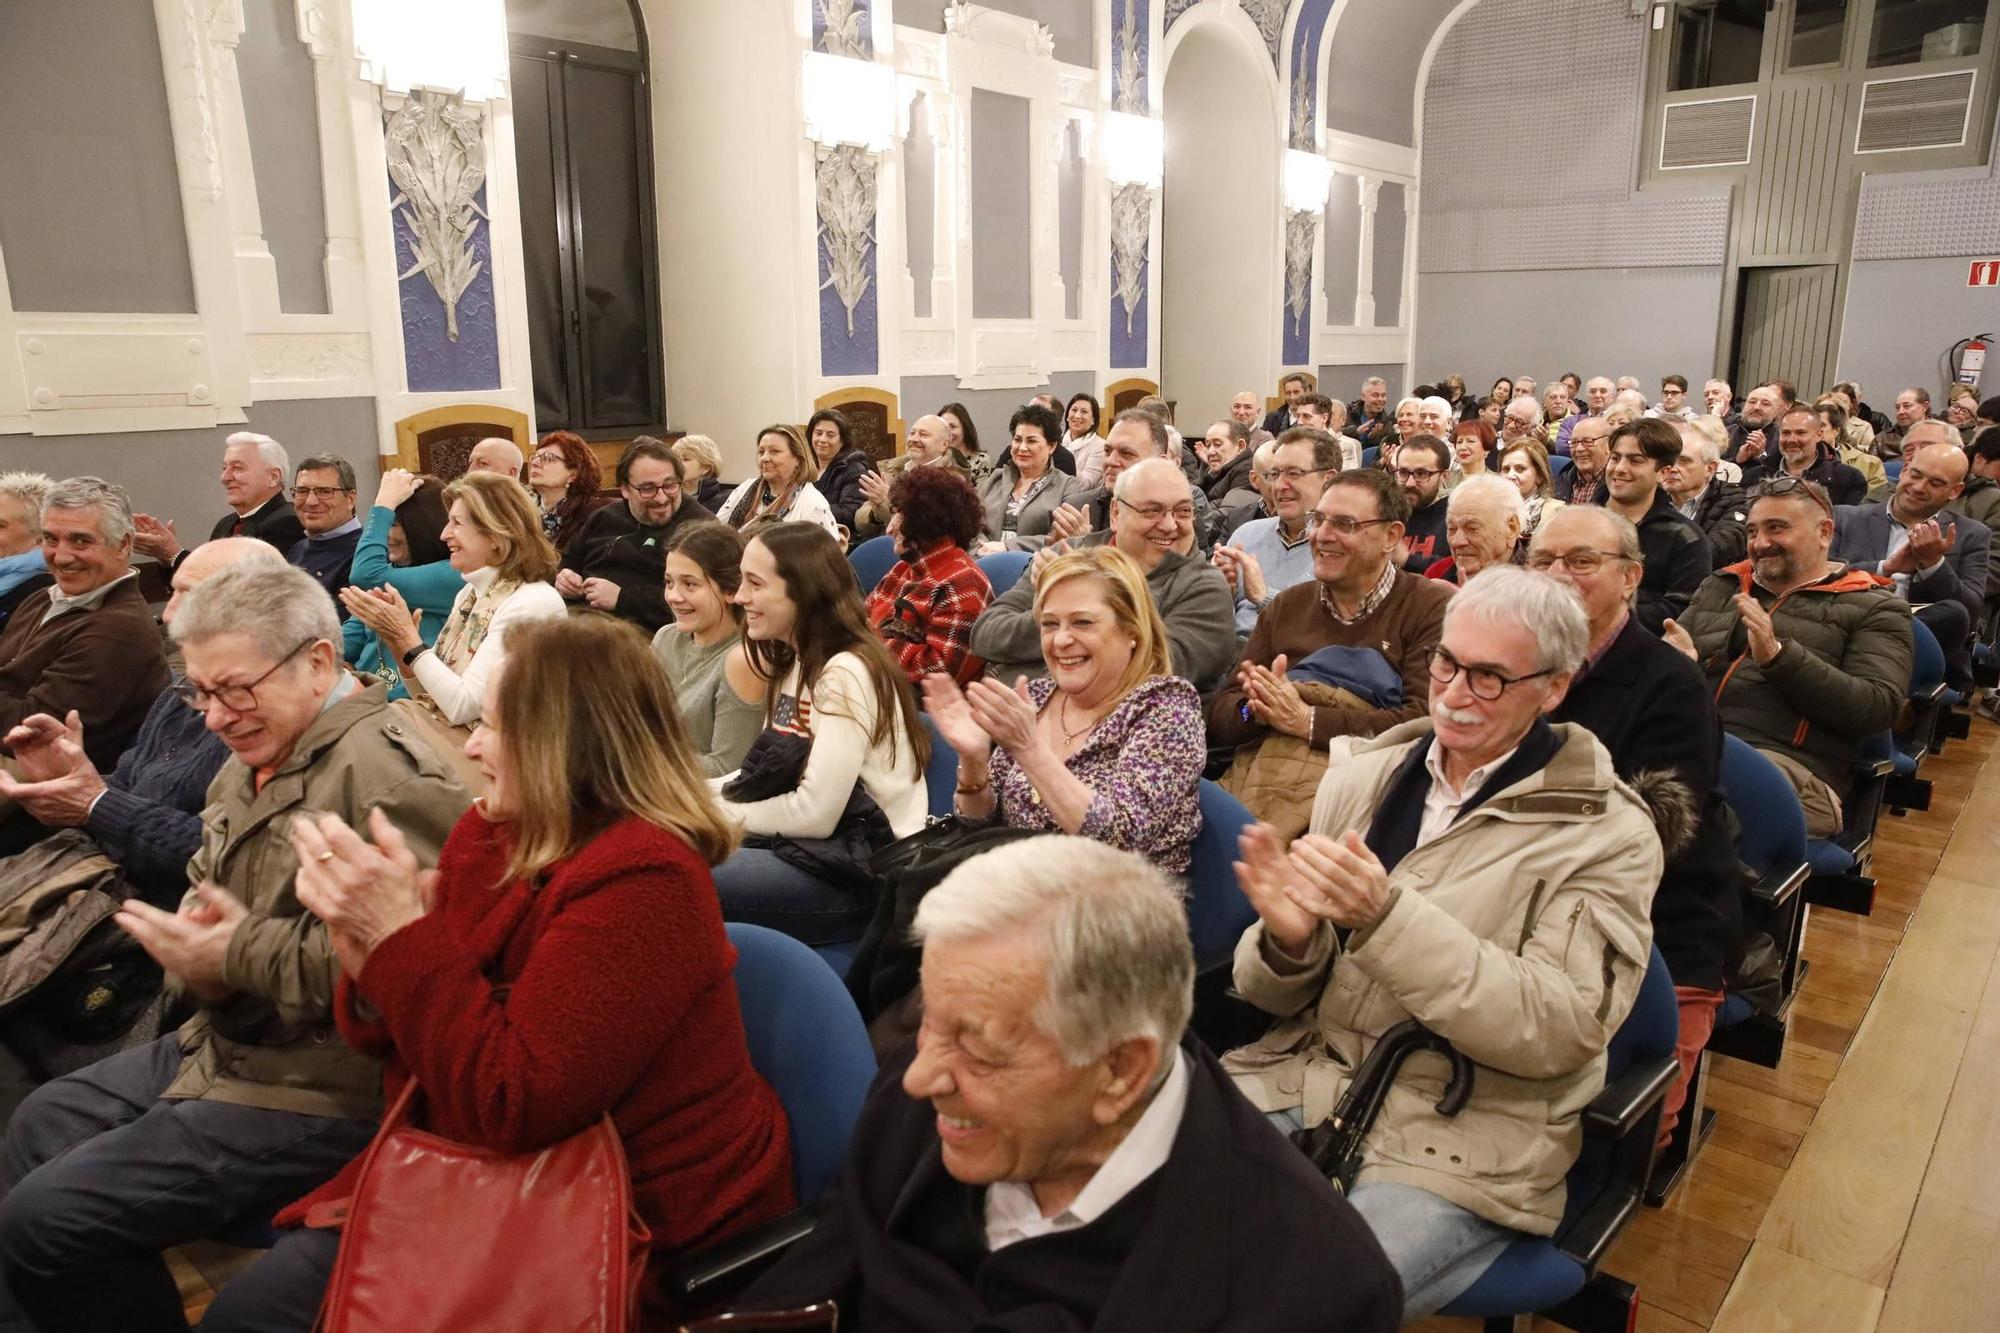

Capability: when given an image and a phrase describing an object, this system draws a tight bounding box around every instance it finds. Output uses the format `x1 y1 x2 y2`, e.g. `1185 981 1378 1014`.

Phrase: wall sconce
1103 111 1165 189
803 51 897 152
352 0 509 101
1283 148 1334 214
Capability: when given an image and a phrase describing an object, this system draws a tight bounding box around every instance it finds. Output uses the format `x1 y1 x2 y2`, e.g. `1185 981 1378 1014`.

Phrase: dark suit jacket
209 496 305 553
1830 502 1992 632
740 1037 1403 1331
1741 450 1866 508
1259 407 1293 437
1555 617 1743 990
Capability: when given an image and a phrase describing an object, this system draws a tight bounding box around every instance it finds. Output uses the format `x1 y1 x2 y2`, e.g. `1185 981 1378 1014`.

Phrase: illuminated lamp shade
803 52 897 152
1102 111 1164 188
353 0 509 101
1283 149 1334 213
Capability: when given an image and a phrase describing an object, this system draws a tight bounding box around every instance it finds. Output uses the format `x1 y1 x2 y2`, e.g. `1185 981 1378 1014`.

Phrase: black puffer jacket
1630 488 1713 633
1679 562 1914 790
1203 449 1258 505
1688 478 1749 568
816 447 877 533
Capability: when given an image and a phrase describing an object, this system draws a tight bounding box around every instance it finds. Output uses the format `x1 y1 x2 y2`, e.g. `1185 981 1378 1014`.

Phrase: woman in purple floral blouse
920 545 1205 873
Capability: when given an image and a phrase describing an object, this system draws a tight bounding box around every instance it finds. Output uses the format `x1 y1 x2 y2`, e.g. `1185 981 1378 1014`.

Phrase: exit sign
1972 260 2000 286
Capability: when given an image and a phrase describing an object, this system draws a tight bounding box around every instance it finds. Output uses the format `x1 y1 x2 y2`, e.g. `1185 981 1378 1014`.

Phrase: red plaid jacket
864 538 992 686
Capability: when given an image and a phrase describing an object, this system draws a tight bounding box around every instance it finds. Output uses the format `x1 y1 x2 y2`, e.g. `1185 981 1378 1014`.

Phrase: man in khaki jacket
0 563 468 1330
1223 565 1660 1319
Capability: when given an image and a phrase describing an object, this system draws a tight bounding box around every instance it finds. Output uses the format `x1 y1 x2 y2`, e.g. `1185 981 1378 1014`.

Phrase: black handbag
843 819 1044 1040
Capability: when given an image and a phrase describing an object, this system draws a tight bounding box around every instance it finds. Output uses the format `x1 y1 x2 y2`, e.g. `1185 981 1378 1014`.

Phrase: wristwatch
401 644 427 668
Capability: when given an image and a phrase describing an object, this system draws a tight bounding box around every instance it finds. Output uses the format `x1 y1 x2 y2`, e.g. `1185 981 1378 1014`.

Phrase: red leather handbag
314 1079 652 1331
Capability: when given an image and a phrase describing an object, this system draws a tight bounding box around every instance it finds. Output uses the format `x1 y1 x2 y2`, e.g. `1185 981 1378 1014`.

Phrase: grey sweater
651 628 764 777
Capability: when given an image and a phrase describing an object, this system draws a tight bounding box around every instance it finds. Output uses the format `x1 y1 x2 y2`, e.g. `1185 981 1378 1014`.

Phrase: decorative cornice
385 91 488 342
248 332 371 380
816 143 878 337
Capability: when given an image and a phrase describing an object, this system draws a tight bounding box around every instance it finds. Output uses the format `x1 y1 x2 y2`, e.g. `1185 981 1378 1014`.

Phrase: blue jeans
712 847 875 946
1265 1107 1513 1320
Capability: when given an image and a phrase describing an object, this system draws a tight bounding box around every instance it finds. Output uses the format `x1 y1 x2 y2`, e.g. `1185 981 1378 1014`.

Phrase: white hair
1362 376 1387 390
1447 471 1525 528
1504 396 1543 424
1616 376 1642 392
41 476 134 547
0 472 52 529
1419 396 1453 420
1395 396 1422 414
171 562 339 661
1612 389 1648 414
1675 423 1720 468
1112 455 1191 502
1447 564 1589 675
225 431 290 478
912 836 1195 1065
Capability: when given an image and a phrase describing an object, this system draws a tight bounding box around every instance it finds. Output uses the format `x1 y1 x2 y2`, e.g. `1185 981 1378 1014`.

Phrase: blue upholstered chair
977 550 1033 599
846 534 899 594
1185 780 1258 972
1438 947 1679 1332
1361 444 1380 469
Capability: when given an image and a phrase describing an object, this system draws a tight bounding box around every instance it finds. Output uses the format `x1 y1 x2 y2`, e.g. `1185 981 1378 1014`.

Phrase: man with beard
1728 382 1787 468
1741 405 1866 507
555 437 715 632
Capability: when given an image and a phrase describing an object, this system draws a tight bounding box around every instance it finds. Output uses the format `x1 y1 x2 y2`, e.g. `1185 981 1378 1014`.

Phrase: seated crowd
0 366 1990 1331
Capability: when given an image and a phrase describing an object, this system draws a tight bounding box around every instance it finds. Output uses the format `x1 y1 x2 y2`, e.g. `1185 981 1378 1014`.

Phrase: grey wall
5 398 379 543
900 373 1096 461
896 0 1093 67
238 0 330 314
1321 0 1458 147
1839 258 2000 400
1413 267 1724 390
970 90 1033 319
1317 362 1406 404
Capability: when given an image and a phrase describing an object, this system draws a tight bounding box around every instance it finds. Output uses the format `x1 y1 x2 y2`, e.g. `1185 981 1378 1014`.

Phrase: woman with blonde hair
259 615 795 1330
1497 438 1567 541
716 424 840 540
921 545 1206 872
673 433 732 512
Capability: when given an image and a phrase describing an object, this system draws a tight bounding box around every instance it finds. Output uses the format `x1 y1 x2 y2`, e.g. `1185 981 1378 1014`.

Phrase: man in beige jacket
1223 564 1660 1319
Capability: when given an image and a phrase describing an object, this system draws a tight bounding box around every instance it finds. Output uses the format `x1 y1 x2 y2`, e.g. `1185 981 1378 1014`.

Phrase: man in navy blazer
1260 372 1309 437
1830 430 1990 684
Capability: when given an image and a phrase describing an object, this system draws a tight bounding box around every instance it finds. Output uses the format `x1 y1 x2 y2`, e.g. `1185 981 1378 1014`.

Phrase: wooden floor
1419 711 2000 1333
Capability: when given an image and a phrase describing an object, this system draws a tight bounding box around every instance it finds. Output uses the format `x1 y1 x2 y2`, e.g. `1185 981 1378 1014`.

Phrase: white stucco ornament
385 91 487 342
817 143 879 336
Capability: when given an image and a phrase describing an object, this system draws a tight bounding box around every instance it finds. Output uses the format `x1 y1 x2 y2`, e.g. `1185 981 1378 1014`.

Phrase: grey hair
295 453 356 492
1447 471 1525 527
1585 376 1614 393
1395 396 1422 414
42 476 134 546
1616 376 1642 392
672 434 722 480
170 561 340 660
1685 414 1729 453
912 836 1195 1064
1675 423 1721 468
1419 395 1453 420
1112 455 1191 502
0 472 53 528
225 431 290 478
1446 564 1589 675
1504 396 1543 423
1362 376 1387 389
1612 389 1649 414
1552 502 1644 565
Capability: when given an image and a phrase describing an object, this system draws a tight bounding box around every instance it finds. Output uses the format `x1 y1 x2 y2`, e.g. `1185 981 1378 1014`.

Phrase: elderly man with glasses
1670 478 1914 837
554 436 715 633
131 432 307 572
1224 565 1660 1320
0 562 468 1331
1212 427 1343 635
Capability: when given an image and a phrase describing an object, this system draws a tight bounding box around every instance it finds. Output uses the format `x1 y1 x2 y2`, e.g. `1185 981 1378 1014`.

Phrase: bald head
165 536 284 626
907 414 949 465
466 437 524 477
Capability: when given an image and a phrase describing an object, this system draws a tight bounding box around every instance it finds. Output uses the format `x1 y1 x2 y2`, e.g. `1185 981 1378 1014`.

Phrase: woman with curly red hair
524 430 605 553
863 464 992 686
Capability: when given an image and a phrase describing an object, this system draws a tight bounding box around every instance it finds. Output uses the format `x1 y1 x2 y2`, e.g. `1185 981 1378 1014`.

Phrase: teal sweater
341 505 466 700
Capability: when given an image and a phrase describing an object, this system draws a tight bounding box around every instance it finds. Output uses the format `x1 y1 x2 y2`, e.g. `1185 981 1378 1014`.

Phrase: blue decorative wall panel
812 0 873 57
396 177 500 394
1110 280 1148 369
1288 0 1336 148
1111 0 1149 110
820 230 880 376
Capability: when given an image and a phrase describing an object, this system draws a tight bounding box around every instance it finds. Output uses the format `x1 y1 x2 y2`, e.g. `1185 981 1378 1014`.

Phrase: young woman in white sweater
711 521 928 944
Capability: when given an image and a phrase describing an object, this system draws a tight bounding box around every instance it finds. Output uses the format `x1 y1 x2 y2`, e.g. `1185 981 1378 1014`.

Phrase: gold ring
316 851 336 863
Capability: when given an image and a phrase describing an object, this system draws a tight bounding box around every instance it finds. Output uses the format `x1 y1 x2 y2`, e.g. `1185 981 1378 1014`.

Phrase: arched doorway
1160 19 1280 433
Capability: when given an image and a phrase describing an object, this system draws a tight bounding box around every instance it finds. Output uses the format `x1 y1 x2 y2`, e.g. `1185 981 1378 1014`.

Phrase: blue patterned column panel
385 92 501 394
1288 0 1336 148
1109 181 1151 370
817 144 880 377
812 0 872 57
1111 0 1149 112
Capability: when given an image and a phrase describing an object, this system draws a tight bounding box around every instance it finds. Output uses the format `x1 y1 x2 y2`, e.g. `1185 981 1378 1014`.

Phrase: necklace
1056 691 1101 744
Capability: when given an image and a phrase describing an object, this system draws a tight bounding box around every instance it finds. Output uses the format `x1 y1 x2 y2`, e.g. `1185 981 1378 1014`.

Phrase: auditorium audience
925 546 1205 872
718 424 841 540
1704 377 1737 423
1829 433 1991 685
339 469 459 699
1498 439 1567 540
1029 409 1218 553
865 465 993 687
854 414 967 540
524 429 605 554
977 403 1083 553
1823 384 1879 457
285 454 362 607
1674 479 1913 836
939 403 992 481
1601 419 1712 632
809 408 878 536
1532 507 1743 1143
1198 418 1259 506
674 433 734 513
1741 405 1867 506
1945 384 1980 431
0 562 467 1332
654 521 767 777
0 538 280 901
1392 437 1452 573
555 437 715 633
1062 392 1107 486
1213 428 1340 635
1664 424 1748 568
712 522 929 946
0 474 51 633
971 459 1235 691
132 432 304 571
1952 427 2000 596
464 436 524 478
738 837 1401 1329
1427 473 1524 585
1651 373 1696 422
1225 565 1659 1319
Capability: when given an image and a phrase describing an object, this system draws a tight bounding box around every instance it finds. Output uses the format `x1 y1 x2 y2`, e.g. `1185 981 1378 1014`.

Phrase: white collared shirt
1882 509 1944 601
982 1047 1190 1252
39 569 137 628
1418 738 1521 847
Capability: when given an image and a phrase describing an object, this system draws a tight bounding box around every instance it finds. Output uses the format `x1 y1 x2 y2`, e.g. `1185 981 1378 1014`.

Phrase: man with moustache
555 437 715 633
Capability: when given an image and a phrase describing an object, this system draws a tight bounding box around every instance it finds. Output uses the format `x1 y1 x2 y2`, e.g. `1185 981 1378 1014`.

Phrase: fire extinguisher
1951 334 1993 391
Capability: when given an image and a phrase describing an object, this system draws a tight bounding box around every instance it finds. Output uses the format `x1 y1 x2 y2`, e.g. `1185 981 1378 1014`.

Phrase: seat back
977 550 1032 598
921 713 958 818
1717 734 1808 879
726 924 877 1206
847 534 899 595
1548 453 1573 478
1909 615 1945 692
1186 780 1258 970
1361 444 1380 468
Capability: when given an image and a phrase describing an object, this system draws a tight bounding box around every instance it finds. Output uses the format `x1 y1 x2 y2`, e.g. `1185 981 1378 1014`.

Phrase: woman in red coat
200 614 794 1331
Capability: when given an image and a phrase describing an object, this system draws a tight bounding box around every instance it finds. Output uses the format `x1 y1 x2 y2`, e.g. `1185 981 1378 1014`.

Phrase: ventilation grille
1856 70 1976 153
1660 96 1756 170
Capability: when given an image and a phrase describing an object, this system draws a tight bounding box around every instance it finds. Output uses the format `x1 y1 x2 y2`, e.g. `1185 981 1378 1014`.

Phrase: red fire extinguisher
1959 337 1988 390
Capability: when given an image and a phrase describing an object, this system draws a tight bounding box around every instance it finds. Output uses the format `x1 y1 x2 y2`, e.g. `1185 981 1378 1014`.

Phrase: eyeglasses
1114 498 1195 524
627 480 681 499
1305 513 1392 536
173 638 316 713
1391 467 1442 482
1750 474 1833 517
1526 548 1628 574
1269 466 1330 484
290 486 352 502
1429 646 1554 701
530 449 566 465
1569 434 1609 447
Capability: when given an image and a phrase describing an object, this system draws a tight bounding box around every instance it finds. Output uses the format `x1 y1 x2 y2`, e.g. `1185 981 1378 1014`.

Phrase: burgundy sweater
282 811 795 1322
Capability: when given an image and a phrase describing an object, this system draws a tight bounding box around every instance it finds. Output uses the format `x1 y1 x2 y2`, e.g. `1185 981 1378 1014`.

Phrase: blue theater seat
846 534 898 594
977 550 1032 598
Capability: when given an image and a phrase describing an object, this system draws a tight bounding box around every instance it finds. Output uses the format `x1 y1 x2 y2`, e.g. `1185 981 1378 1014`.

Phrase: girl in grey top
651 522 766 776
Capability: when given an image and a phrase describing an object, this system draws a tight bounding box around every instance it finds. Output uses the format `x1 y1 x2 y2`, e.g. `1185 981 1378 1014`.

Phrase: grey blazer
978 464 1083 551
1830 502 1991 629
